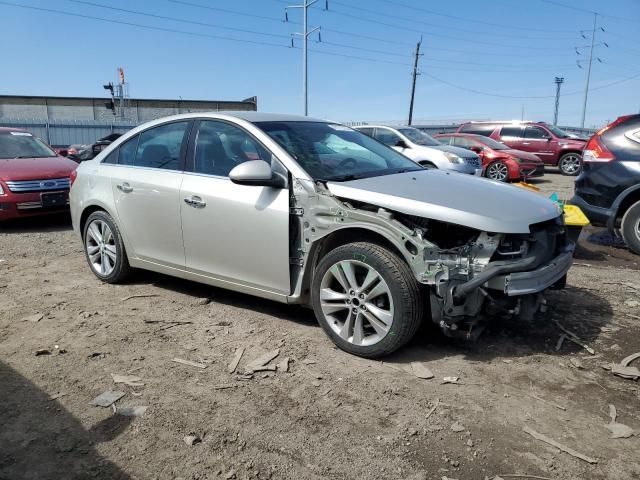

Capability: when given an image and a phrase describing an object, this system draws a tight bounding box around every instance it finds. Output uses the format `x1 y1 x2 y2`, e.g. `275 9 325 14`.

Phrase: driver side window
374 128 401 146
193 121 271 177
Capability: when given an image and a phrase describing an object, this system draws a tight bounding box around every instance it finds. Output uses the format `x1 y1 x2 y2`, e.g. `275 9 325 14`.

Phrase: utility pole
285 0 322 116
553 77 564 126
407 36 422 126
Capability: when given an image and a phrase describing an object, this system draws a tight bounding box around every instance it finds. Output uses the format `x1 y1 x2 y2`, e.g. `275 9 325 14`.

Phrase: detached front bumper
486 250 573 296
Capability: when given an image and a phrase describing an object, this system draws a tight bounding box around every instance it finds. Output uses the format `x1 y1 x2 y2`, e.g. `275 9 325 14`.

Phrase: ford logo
41 181 56 188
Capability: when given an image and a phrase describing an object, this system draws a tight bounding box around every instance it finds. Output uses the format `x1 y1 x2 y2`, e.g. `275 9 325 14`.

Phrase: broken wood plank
528 394 566 411
425 399 439 420
522 426 597 464
553 320 595 355
228 347 245 374
171 358 207 369
121 294 160 301
246 349 280 373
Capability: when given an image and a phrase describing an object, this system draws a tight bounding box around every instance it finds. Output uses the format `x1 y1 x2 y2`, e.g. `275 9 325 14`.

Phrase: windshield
0 131 57 159
476 136 510 150
256 121 422 181
544 124 571 138
398 128 441 146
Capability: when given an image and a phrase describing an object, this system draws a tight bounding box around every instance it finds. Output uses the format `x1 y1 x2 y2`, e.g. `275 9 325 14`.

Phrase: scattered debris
49 392 66 401
606 404 635 439
528 393 566 411
451 422 465 432
90 390 125 407
212 384 241 390
246 349 280 373
569 357 584 369
54 345 67 355
117 406 148 417
88 352 106 359
276 357 290 373
196 297 211 306
35 348 51 356
620 351 640 368
301 358 316 365
425 399 439 419
411 362 435 379
320 388 332 396
121 293 160 301
522 426 597 464
183 433 201 446
172 358 208 369
23 313 43 323
228 347 245 374
611 364 640 380
111 373 145 387
553 320 595 355
442 376 460 384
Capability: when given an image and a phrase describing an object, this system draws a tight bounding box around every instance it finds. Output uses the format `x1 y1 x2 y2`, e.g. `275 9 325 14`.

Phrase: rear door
497 125 524 150
179 119 290 294
109 121 191 268
520 125 556 164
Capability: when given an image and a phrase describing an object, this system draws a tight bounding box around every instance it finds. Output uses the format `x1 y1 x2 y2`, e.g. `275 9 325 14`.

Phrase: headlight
444 152 464 164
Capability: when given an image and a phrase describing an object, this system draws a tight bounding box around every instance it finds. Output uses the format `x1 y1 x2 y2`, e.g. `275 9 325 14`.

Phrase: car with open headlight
70 112 573 358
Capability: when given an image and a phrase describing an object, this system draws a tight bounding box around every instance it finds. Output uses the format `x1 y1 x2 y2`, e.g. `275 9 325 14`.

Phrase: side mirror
58 149 69 157
470 146 483 154
229 160 286 188
395 139 409 149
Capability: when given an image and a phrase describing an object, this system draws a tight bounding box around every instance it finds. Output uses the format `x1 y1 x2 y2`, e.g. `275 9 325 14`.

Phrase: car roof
0 127 29 134
216 111 327 123
436 133 482 137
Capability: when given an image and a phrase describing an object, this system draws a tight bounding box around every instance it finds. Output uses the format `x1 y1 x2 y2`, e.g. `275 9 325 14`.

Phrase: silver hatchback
70 112 573 358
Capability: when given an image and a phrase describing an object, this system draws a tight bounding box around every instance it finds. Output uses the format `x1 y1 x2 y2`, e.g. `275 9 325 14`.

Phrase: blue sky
1 0 639 127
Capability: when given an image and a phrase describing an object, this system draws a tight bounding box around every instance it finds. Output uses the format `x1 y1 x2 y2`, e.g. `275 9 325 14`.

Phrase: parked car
66 133 124 163
353 125 482 175
0 127 78 221
571 114 640 254
456 121 586 176
435 133 544 182
70 112 573 358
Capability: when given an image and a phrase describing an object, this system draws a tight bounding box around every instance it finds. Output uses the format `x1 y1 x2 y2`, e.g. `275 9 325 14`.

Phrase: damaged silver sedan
70 112 573 358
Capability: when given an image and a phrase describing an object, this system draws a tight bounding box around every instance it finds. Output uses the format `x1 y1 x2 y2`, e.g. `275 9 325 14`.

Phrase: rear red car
435 133 544 182
0 127 78 221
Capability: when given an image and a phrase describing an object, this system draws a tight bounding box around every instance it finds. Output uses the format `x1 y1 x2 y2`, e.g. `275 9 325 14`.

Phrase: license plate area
41 191 68 207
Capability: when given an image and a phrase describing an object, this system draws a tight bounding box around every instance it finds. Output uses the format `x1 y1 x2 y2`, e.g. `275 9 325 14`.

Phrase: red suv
0 127 78 221
456 121 587 176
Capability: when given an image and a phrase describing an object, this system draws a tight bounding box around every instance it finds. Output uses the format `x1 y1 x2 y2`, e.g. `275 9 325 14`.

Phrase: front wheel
485 161 509 182
558 153 582 176
83 211 131 283
621 201 640 255
311 242 424 358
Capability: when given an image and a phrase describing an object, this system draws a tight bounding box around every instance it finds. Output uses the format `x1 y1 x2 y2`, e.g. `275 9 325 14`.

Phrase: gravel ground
1 171 639 480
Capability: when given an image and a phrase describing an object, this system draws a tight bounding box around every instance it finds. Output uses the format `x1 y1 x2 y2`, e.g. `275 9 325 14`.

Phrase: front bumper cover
485 250 573 296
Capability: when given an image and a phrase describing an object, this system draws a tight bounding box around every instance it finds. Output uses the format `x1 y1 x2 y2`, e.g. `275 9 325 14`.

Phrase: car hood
501 149 543 163
327 169 561 234
0 156 78 181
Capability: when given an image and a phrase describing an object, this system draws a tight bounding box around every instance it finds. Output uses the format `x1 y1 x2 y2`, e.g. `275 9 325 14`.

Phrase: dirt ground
1 171 639 480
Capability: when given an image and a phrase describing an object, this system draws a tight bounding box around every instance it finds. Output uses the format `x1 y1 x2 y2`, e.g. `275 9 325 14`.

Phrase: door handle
116 182 133 193
184 196 206 208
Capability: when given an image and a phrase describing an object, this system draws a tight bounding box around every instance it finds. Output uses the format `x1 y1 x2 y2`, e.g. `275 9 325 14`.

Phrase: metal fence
0 118 138 147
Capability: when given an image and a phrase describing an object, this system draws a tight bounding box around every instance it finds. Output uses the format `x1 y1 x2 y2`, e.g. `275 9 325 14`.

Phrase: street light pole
553 77 564 126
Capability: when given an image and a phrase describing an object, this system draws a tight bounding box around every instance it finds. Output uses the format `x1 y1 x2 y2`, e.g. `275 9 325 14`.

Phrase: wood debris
553 320 595 355
23 313 44 323
227 347 245 374
111 373 145 387
523 426 597 464
245 349 280 373
172 358 208 369
606 404 635 439
276 357 290 373
528 393 566 411
425 399 439 419
411 361 434 379
121 293 160 301
90 390 125 407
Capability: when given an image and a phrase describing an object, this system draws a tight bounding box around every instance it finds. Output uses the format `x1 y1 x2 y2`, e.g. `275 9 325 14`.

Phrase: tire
83 210 131 283
621 201 640 255
558 152 582 176
485 161 509 182
311 242 424 358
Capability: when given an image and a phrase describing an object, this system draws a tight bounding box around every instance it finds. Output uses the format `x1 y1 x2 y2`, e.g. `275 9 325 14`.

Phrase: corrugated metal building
0 94 257 146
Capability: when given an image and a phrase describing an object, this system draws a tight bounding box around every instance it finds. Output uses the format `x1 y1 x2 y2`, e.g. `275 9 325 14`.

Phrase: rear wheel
558 153 582 176
83 211 131 283
621 201 640 255
485 161 509 182
311 242 423 358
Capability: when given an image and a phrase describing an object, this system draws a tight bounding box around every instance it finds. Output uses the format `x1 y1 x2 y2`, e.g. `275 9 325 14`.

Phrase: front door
520 126 556 164
110 120 191 268
179 120 290 294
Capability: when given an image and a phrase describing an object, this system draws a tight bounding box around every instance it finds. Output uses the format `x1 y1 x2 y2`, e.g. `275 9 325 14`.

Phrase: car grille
463 157 482 168
5 178 70 193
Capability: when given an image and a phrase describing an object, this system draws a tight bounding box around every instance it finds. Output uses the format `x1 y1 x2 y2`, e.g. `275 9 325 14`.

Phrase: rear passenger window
374 128 402 146
101 148 119 164
500 126 523 138
134 122 189 170
358 127 375 136
453 137 476 149
117 135 138 166
459 124 495 136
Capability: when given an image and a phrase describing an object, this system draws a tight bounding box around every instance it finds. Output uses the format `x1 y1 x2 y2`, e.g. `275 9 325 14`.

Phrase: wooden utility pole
408 36 422 126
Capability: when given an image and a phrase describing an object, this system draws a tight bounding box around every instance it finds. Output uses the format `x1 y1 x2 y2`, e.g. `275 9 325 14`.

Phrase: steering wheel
337 157 357 169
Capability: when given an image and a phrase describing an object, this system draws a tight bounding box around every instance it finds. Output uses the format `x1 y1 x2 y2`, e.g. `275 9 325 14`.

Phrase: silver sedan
70 112 573 358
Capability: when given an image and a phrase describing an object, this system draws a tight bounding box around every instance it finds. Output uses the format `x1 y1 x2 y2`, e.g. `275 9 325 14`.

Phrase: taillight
70 169 78 186
583 135 615 162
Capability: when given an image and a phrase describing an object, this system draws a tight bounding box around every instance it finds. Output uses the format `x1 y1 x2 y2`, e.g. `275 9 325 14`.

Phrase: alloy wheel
487 162 509 181
319 260 394 347
85 219 117 276
560 155 581 175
